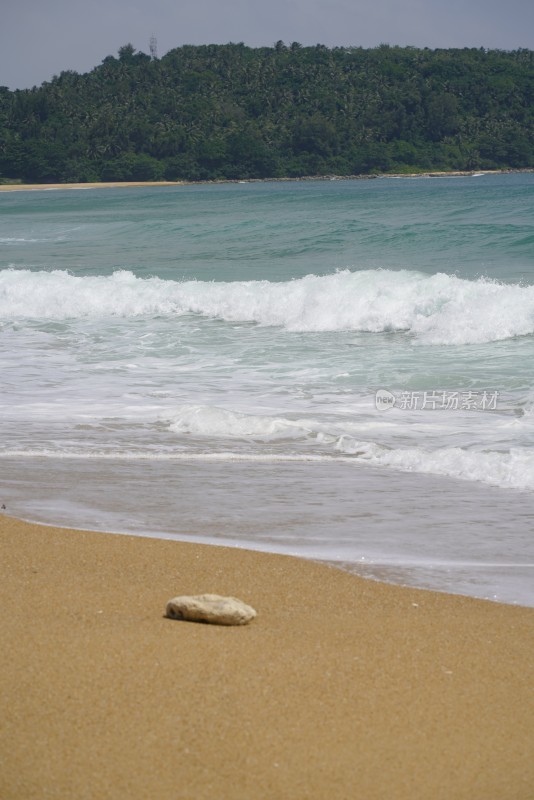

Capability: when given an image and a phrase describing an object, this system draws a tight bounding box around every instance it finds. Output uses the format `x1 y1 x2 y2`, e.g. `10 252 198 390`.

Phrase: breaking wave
2 267 534 344
162 405 534 491
3 400 533 491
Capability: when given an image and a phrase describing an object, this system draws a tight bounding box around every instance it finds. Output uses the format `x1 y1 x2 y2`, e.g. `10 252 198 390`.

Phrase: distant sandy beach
0 181 182 192
1 169 531 193
1 514 533 799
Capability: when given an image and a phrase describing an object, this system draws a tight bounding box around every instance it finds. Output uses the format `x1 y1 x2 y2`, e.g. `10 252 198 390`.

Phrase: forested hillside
0 42 532 183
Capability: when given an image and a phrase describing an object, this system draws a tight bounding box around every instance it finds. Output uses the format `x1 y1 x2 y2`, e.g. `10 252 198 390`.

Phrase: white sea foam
3 413 533 490
2 267 534 344
0 449 341 463
0 237 42 243
161 405 534 490
164 405 399 442
335 437 534 490
166 405 322 440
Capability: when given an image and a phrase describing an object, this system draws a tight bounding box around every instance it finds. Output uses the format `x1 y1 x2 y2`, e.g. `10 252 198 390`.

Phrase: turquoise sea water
1 173 534 604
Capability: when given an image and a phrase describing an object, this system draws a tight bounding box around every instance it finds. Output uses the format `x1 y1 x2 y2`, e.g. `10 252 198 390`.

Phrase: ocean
1 173 533 605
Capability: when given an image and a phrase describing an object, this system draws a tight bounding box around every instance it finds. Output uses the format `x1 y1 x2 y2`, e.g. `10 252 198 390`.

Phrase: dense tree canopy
0 43 532 183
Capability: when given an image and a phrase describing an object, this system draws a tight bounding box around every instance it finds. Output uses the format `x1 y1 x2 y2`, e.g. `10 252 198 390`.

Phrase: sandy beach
1 515 533 799
1 170 531 193
0 181 182 192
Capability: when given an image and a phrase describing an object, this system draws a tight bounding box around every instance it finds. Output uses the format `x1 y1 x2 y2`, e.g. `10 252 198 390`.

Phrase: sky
1 0 533 90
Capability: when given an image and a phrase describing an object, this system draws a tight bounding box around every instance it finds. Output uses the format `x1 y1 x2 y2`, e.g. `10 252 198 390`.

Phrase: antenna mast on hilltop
150 35 158 60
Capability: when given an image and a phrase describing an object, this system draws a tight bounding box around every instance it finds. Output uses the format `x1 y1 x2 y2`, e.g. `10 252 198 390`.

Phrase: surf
2 267 534 345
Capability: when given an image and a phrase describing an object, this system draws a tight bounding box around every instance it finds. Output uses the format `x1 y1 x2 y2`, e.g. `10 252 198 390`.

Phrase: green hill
1 42 532 183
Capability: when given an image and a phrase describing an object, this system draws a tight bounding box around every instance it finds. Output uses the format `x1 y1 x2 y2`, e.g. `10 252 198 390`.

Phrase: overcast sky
2 0 533 90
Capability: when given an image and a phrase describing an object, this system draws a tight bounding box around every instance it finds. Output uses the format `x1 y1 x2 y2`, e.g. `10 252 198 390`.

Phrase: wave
3 401 533 491
166 405 324 441
335 437 534 491
1 267 534 344
0 237 43 243
163 405 534 491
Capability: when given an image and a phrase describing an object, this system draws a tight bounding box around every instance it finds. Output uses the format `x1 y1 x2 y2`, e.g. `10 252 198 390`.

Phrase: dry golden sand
0 181 181 192
1 516 533 800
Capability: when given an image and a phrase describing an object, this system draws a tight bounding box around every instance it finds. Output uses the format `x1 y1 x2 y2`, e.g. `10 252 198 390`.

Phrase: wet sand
1 514 533 799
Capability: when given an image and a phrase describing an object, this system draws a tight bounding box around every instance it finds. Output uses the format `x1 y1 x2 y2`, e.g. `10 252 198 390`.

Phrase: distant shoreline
1 168 533 192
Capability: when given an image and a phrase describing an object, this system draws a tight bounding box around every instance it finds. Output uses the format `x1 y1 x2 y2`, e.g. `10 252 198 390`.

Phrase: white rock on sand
166 594 257 626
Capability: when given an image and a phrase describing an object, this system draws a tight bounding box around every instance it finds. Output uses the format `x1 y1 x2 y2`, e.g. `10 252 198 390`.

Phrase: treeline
0 42 532 183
